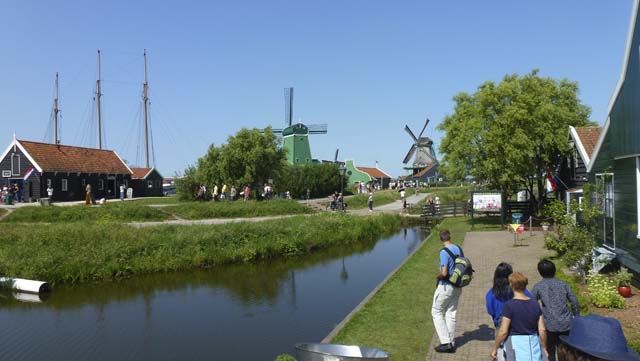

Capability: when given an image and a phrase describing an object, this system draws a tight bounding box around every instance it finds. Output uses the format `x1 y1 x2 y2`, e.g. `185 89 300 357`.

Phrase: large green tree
438 70 591 212
177 128 286 200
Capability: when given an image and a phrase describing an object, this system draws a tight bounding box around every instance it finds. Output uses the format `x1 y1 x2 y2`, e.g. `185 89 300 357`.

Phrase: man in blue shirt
432 229 462 353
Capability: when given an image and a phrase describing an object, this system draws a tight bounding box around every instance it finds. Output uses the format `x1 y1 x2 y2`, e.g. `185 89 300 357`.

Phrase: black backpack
441 246 474 287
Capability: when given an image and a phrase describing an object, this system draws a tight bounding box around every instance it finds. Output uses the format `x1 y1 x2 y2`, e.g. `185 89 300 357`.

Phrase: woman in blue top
486 263 532 360
491 272 548 361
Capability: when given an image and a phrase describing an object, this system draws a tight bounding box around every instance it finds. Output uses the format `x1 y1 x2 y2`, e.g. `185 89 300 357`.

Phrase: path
351 192 429 215
426 230 551 361
129 214 303 228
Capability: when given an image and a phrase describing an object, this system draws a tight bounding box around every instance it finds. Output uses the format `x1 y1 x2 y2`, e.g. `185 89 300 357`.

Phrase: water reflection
0 227 427 361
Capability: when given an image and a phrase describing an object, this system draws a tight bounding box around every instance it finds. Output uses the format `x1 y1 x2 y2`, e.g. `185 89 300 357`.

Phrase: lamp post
338 164 346 210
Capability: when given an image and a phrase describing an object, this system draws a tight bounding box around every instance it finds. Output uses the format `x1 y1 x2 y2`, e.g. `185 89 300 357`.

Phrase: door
107 178 116 198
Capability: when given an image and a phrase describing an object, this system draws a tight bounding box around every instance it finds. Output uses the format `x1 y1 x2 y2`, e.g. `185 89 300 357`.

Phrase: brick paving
426 230 551 361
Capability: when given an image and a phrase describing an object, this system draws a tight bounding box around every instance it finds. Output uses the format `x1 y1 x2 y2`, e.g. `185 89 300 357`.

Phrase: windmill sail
285 87 293 127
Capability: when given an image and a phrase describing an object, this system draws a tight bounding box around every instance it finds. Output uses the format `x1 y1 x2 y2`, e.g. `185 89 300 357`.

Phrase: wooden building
0 138 132 202
558 126 601 209
588 0 640 272
356 166 392 189
130 167 164 197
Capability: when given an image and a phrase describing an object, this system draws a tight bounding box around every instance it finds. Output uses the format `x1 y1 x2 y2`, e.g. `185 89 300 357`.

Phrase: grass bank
346 190 400 210
2 202 169 223
128 196 181 205
166 199 312 219
329 217 501 361
0 213 402 284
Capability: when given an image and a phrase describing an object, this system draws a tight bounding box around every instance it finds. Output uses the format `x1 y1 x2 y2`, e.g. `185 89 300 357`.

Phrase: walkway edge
322 229 430 343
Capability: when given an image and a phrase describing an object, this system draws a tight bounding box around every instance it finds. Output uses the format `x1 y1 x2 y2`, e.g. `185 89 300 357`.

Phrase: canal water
0 227 427 361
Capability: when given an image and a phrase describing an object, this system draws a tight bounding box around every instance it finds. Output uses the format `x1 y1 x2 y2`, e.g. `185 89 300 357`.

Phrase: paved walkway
351 192 429 215
426 230 551 361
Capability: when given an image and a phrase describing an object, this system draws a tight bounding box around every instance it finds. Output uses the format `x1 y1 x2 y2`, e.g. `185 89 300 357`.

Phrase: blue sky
0 1 633 177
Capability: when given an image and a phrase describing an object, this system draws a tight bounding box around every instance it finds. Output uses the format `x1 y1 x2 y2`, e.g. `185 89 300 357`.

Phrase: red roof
131 167 153 179
356 166 392 179
574 127 601 159
414 163 437 178
18 140 131 174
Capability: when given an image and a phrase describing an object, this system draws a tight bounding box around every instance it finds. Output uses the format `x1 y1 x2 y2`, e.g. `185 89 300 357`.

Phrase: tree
274 163 341 199
438 70 591 212
177 128 286 199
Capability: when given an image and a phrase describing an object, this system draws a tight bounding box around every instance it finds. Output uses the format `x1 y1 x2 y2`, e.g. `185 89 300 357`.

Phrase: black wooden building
557 126 601 209
0 138 132 202
131 167 164 197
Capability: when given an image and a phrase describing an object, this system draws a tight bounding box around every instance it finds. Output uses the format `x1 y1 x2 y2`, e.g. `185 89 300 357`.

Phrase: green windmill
264 87 328 165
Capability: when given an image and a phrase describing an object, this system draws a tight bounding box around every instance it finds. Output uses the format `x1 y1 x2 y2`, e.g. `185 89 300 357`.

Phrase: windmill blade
334 149 339 162
418 117 430 138
402 144 417 164
404 125 418 142
307 124 328 134
284 87 293 127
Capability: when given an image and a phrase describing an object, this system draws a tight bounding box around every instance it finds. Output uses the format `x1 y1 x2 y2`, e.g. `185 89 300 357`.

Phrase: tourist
432 229 462 354
531 260 579 361
368 192 373 212
243 185 250 201
556 315 639 361
85 183 92 205
400 188 406 209
47 184 54 203
13 183 21 203
230 185 237 201
212 183 218 202
221 183 227 200
285 191 291 199
120 183 125 201
330 192 337 210
197 184 205 201
486 263 533 361
306 188 311 203
490 272 547 361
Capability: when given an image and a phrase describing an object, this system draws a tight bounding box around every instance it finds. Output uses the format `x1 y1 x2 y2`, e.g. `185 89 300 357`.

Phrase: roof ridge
18 139 117 153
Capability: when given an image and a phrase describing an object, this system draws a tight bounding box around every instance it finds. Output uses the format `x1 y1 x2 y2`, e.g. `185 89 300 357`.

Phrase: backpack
441 246 474 287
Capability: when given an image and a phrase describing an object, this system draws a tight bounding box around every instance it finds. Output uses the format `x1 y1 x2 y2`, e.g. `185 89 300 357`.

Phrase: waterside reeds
0 213 402 284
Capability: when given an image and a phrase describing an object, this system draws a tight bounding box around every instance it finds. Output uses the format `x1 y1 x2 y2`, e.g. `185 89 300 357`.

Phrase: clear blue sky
0 1 633 177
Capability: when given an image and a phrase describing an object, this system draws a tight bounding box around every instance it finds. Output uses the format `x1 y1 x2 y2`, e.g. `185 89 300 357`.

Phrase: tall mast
96 49 103 149
53 72 60 144
143 49 150 168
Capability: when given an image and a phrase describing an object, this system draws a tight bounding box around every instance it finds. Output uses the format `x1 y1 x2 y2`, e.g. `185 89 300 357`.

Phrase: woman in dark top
491 272 548 361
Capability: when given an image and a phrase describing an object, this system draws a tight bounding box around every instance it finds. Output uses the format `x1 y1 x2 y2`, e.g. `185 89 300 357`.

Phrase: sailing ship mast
53 72 60 144
143 49 150 168
96 49 103 149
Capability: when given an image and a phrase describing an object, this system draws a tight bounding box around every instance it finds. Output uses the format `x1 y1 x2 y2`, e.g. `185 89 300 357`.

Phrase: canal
0 227 427 361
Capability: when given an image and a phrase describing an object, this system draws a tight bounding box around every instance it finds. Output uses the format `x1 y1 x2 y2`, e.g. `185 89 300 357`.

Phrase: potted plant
615 267 633 298
541 221 550 231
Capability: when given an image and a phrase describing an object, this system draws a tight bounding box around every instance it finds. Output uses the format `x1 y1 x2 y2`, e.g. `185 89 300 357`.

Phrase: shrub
275 355 295 361
274 163 341 199
614 267 633 287
586 273 625 309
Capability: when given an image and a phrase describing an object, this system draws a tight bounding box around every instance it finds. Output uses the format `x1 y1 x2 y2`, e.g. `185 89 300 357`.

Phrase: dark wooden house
588 0 640 273
130 167 164 197
0 138 132 202
558 126 601 209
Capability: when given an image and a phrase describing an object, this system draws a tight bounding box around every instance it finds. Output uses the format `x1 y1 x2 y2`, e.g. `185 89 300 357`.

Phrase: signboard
2 170 11 178
472 193 502 212
510 224 525 234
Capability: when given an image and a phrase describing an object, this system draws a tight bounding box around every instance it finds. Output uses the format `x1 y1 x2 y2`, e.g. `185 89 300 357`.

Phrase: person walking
486 263 533 361
400 188 406 209
120 183 126 201
243 185 250 201
85 183 92 205
490 272 548 361
212 183 219 202
13 183 21 203
47 184 54 204
197 184 205 201
230 185 237 201
531 260 579 361
221 183 227 201
432 229 462 354
367 192 373 212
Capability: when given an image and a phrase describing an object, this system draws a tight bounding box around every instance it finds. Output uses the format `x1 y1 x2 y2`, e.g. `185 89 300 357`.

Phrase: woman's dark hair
557 341 604 361
538 259 557 278
492 262 514 300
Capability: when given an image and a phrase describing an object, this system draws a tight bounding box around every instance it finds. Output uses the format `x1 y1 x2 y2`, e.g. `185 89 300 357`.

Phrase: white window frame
596 173 616 248
636 157 640 239
11 154 20 176
98 179 104 190
148 180 153 188
61 179 68 192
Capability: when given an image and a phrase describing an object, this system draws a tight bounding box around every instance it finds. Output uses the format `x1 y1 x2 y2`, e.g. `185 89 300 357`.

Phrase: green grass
2 202 169 223
0 213 402 284
166 199 313 219
330 216 501 360
345 190 400 210
0 208 7 217
127 196 181 205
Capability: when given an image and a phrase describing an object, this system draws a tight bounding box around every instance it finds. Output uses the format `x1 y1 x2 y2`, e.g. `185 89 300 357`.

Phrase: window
123 180 128 188
11 154 20 176
148 180 153 188
156 180 162 188
81 179 86 188
46 179 52 188
98 179 104 190
61 179 68 192
637 157 640 239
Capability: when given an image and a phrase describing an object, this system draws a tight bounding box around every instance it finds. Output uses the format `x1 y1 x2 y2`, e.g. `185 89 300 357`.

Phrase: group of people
355 181 377 194
1 183 22 204
328 192 345 211
432 229 639 361
197 184 251 202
